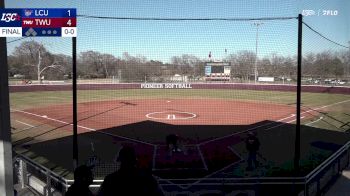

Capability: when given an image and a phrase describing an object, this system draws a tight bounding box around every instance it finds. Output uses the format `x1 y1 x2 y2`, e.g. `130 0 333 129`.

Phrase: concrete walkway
325 168 350 196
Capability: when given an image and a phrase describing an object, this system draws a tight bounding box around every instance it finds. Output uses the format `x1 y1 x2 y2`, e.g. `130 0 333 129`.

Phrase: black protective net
5 0 350 195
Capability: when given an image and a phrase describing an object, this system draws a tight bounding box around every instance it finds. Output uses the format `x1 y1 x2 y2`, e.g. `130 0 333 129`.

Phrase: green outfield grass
10 89 350 109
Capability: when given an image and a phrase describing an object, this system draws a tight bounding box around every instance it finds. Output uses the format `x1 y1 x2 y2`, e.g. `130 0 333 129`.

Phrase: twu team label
22 18 76 28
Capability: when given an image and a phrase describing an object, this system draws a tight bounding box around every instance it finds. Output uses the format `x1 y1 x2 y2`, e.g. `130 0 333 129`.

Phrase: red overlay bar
22 18 76 28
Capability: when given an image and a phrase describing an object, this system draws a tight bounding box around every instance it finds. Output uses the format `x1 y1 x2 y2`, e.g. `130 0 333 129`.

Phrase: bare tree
171 54 203 79
234 51 256 81
12 41 63 83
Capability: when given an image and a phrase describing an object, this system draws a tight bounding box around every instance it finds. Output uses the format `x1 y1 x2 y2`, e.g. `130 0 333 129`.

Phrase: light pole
348 41 350 77
253 22 263 83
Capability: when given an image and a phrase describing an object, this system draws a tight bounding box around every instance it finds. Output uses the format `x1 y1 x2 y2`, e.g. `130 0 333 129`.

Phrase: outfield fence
13 141 350 196
8 83 350 94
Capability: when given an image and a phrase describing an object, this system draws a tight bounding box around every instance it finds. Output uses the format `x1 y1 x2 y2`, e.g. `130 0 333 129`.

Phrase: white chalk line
199 114 295 146
152 145 158 170
146 111 197 120
11 109 155 147
306 117 324 126
264 116 305 131
193 99 350 190
16 120 35 128
199 99 350 146
11 99 350 190
196 145 208 171
267 99 350 130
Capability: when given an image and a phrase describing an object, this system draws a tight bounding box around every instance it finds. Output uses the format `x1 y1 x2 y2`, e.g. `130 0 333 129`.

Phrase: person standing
66 165 94 196
166 134 181 153
245 132 260 171
98 146 164 196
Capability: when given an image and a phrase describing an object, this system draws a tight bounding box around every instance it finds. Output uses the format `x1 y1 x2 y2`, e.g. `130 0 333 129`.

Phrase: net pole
294 14 303 172
72 37 78 169
0 0 15 194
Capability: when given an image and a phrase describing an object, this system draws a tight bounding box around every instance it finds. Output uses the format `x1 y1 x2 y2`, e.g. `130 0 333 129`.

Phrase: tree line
7 41 350 83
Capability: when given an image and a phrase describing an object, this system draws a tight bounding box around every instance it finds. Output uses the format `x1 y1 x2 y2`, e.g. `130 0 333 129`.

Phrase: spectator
166 134 181 153
245 132 260 171
66 165 94 196
98 146 163 196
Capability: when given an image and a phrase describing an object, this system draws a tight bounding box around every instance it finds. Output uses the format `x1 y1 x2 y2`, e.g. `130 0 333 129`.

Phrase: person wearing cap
245 132 260 171
66 165 94 196
98 146 164 196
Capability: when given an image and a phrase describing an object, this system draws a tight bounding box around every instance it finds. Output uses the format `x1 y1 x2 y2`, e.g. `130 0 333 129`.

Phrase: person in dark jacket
245 132 260 171
166 134 180 152
66 165 94 196
98 146 164 196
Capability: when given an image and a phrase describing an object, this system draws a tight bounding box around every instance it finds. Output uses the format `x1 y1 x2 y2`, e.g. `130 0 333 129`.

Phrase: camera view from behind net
6 0 350 195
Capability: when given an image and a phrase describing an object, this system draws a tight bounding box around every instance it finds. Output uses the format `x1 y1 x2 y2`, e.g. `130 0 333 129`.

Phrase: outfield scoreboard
205 62 231 81
0 8 76 37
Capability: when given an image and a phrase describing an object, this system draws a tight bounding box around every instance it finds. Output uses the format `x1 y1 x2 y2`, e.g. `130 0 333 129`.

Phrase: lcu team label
20 9 76 18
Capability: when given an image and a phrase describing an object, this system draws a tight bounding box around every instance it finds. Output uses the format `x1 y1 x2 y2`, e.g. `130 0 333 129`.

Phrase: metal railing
14 152 69 196
14 141 350 196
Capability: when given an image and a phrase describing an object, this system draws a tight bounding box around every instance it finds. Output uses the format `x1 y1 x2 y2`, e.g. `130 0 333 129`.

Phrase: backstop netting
6 0 350 195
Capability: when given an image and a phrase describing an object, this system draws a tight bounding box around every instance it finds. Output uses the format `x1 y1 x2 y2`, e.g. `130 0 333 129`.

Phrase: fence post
347 147 350 167
294 13 303 172
18 159 28 189
46 168 52 196
304 180 308 196
64 179 69 194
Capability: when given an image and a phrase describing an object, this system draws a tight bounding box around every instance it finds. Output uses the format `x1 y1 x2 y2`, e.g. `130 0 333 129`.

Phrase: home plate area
153 142 241 179
154 145 204 170
153 145 207 179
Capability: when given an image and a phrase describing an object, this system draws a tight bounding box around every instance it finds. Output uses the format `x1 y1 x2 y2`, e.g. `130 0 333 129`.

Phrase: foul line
152 145 158 170
264 116 305 130
196 145 208 171
306 117 324 126
198 117 291 146
16 120 34 128
199 99 350 146
12 109 95 131
11 109 155 147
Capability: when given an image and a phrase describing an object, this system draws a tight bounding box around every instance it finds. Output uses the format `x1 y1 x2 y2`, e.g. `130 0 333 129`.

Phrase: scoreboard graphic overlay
0 8 76 37
205 62 231 81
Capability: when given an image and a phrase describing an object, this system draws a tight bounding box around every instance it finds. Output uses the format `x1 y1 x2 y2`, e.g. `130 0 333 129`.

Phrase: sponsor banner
140 83 192 89
258 77 275 82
